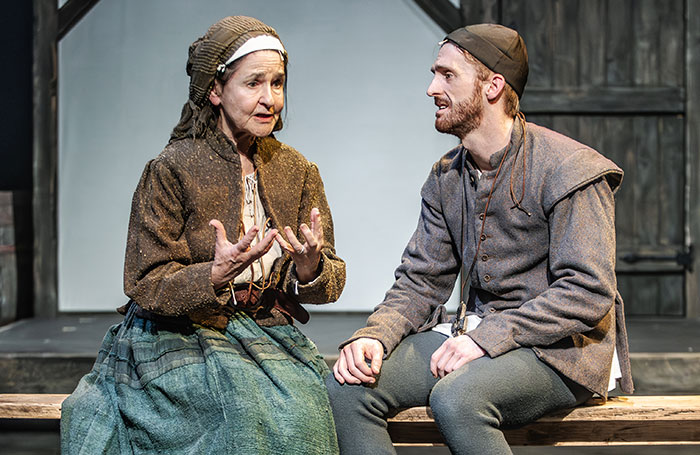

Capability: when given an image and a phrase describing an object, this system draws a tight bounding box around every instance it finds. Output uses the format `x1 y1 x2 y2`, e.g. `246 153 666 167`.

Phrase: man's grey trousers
325 331 591 455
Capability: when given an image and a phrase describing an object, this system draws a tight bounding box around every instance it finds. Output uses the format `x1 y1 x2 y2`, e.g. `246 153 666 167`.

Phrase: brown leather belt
119 287 309 330
233 287 309 324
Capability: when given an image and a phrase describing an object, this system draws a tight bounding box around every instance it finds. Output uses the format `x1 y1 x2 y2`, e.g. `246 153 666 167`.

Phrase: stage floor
1 312 698 357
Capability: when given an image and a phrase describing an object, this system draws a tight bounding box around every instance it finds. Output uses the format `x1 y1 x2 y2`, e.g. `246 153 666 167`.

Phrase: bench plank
2 394 699 446
0 393 67 419
388 396 700 446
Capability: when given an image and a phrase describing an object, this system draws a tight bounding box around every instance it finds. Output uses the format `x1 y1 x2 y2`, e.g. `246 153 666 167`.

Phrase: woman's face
210 50 285 142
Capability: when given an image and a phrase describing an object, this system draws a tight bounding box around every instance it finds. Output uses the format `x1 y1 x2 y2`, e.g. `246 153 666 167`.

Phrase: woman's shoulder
149 137 215 174
158 138 198 163
133 139 202 189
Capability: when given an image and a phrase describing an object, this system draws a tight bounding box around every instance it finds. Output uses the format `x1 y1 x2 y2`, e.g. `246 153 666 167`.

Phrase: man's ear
209 81 222 106
485 73 507 101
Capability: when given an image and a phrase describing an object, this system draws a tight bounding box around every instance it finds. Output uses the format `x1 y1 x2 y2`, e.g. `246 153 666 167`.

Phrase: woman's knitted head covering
171 16 286 141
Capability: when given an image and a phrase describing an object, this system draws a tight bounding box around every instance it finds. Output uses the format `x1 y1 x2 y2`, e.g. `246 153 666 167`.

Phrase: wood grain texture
0 393 68 419
4 394 699 445
32 0 59 318
578 0 606 86
686 0 700 318
414 0 461 33
388 396 700 446
521 87 684 114
0 192 17 324
605 0 634 85
459 0 500 26
57 0 101 40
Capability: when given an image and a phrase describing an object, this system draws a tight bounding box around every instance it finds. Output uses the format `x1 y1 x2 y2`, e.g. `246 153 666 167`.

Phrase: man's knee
428 366 495 427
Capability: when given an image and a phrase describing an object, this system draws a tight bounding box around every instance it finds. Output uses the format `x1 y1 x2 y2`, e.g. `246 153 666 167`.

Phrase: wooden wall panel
578 0 606 86
551 0 579 87
658 116 685 247
659 0 685 87
505 0 686 90
687 0 700 317
504 0 687 316
633 0 661 86
633 116 660 246
618 274 684 316
605 0 634 85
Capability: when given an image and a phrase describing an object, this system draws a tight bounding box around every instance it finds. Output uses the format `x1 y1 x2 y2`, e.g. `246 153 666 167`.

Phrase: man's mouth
435 102 449 116
434 98 449 112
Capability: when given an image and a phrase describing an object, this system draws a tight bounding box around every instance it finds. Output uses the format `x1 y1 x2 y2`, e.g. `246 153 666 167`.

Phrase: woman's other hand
209 219 278 289
275 207 323 283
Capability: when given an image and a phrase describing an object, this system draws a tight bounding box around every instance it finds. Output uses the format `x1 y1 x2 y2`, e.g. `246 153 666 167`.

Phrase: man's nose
426 76 440 97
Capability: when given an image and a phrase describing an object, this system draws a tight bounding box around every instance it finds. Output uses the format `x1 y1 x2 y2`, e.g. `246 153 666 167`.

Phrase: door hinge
620 245 694 271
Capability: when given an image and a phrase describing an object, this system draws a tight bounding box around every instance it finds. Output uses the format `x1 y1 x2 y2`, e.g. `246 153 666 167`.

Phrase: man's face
427 43 485 139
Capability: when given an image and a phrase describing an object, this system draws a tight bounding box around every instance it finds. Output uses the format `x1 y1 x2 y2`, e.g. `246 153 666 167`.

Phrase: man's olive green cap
444 23 529 98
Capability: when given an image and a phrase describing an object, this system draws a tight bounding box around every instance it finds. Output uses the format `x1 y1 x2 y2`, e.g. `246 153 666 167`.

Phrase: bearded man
326 24 634 454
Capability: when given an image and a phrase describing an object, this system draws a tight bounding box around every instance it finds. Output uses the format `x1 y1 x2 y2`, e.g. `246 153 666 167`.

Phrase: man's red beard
435 82 484 139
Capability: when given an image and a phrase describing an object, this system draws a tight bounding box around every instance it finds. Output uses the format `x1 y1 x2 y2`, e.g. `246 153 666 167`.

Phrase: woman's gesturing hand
209 219 278 289
275 207 324 283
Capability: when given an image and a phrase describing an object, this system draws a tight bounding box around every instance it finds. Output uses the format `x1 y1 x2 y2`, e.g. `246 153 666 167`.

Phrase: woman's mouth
254 113 275 121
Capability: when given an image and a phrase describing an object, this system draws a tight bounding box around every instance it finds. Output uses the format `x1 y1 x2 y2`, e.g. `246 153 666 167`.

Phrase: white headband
217 35 286 73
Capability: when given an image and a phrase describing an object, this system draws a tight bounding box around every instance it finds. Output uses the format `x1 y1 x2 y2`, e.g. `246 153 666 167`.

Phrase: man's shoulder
433 144 464 175
527 121 622 177
528 122 597 158
526 122 624 208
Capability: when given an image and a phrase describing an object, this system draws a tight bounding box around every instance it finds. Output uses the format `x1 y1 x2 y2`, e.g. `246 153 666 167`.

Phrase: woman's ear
485 73 507 101
209 81 222 106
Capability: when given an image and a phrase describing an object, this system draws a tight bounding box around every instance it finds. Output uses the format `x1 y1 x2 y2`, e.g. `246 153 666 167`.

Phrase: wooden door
416 0 697 316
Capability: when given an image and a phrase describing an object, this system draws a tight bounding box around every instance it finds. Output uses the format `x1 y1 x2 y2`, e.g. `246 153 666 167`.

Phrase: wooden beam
459 0 501 25
58 0 101 41
32 0 58 318
414 0 461 34
686 0 700 318
521 87 685 115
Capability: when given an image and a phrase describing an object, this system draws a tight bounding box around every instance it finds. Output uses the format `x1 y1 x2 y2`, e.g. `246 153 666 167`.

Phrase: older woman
61 16 345 455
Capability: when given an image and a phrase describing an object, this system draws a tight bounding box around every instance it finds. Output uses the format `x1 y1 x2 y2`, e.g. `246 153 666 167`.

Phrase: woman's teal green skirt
60 307 338 454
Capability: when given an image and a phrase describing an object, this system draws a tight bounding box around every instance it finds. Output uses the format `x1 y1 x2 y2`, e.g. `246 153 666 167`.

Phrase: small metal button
480 234 487 241
489 307 496 313
481 254 488 261
479 213 485 220
483 274 491 282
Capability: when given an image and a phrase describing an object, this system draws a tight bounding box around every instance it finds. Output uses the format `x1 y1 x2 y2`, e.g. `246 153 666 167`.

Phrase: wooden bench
2 394 699 446
388 395 700 446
